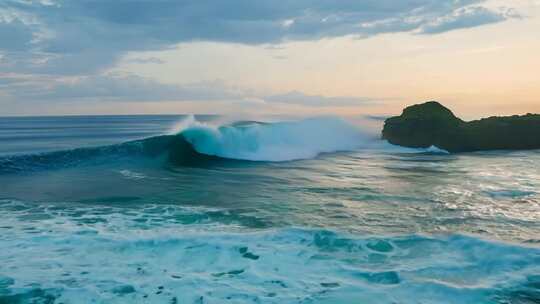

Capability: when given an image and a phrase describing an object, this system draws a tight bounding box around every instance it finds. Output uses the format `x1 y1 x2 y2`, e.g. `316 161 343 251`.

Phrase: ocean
0 115 539 304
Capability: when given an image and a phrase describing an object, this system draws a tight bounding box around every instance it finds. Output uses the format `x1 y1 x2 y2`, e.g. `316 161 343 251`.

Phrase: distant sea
0 115 539 303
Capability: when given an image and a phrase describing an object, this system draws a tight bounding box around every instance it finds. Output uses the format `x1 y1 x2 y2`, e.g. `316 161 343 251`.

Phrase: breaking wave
0 116 435 174
172 115 378 161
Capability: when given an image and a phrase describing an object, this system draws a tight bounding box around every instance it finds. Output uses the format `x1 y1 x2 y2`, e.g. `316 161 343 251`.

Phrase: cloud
264 91 375 107
126 57 165 64
0 0 518 75
0 74 245 102
419 6 515 34
0 19 34 51
0 0 520 113
0 74 374 110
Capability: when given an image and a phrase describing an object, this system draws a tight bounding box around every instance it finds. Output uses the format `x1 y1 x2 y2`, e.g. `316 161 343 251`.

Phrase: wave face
0 134 217 174
176 116 376 161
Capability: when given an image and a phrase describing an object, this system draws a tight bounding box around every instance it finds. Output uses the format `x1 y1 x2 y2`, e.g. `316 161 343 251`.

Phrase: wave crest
175 116 375 161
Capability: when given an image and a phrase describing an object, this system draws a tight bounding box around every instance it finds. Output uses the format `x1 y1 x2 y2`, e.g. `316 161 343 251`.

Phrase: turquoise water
0 115 539 303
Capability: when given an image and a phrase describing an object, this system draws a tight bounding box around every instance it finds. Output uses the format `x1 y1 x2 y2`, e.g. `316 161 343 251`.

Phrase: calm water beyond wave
0 115 539 304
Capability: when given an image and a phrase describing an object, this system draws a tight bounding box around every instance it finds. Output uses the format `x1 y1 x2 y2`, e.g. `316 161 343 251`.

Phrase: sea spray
174 116 379 161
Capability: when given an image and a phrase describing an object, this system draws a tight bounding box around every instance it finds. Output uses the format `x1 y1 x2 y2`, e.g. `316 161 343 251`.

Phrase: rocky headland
382 101 540 152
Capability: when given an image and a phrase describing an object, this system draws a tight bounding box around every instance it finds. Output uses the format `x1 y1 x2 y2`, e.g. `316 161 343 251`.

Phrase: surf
172 115 379 161
1 199 538 304
0 116 440 174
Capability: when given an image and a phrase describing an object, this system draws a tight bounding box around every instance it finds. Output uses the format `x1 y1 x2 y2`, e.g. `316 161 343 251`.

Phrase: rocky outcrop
382 101 540 152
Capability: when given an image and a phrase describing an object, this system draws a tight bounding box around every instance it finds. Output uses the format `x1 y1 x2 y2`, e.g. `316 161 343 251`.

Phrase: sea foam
171 116 379 161
0 199 538 304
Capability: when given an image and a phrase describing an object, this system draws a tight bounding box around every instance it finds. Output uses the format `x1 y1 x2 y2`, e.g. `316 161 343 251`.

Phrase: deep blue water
0 115 539 304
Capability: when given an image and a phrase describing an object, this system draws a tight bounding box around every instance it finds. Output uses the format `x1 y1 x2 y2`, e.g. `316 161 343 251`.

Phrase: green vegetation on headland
382 101 540 152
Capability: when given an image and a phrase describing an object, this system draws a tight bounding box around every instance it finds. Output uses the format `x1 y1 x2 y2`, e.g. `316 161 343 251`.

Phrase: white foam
171 116 382 161
118 170 146 180
0 212 538 304
423 145 450 154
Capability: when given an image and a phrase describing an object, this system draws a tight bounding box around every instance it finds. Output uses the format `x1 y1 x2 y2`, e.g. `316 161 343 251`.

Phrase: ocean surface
0 115 539 304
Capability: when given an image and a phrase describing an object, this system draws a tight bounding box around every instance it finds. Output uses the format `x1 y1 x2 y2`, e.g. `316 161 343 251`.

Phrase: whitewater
0 115 538 303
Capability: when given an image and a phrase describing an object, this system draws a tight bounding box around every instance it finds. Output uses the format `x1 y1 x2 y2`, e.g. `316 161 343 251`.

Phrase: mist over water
0 115 539 303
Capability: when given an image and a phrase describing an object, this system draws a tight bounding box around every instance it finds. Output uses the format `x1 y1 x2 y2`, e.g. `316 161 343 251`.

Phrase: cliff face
382 101 540 152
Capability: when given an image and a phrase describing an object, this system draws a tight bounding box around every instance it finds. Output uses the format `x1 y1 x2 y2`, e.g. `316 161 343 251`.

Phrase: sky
0 0 539 118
